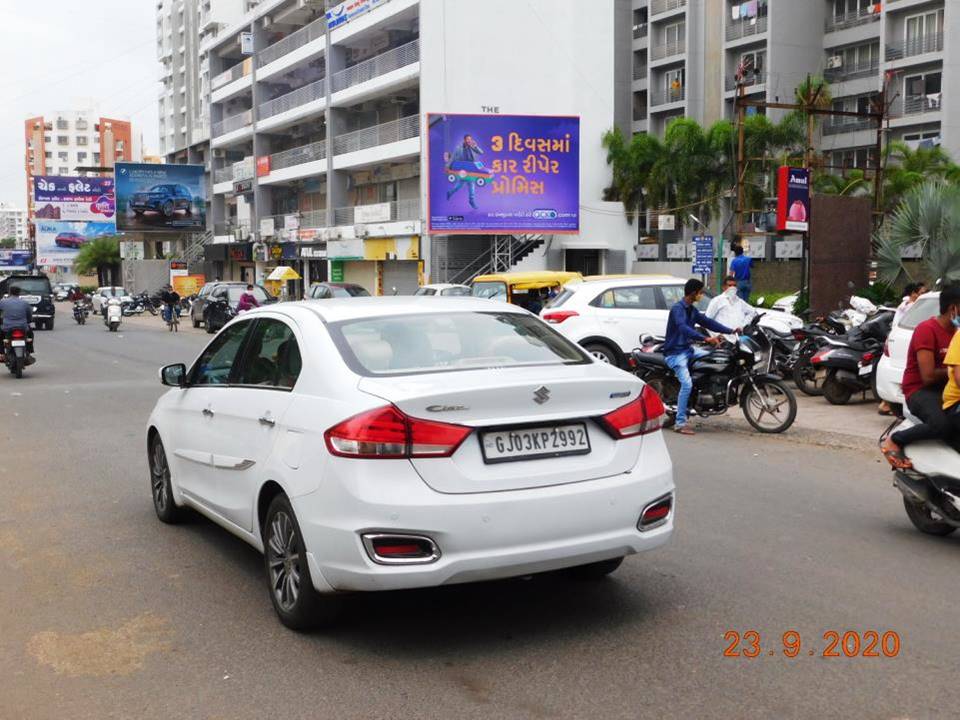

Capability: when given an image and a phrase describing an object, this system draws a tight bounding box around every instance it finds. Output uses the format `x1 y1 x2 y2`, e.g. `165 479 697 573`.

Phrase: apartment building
23 109 134 216
0 204 28 245
198 0 634 293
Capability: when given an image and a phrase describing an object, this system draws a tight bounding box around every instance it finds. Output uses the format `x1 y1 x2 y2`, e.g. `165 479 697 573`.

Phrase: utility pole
734 82 746 251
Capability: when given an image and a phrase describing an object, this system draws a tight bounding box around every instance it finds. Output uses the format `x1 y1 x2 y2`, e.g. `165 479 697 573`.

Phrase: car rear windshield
226 286 269 304
329 312 590 376
9 278 52 295
899 295 939 330
331 285 369 297
472 281 507 301
545 288 574 308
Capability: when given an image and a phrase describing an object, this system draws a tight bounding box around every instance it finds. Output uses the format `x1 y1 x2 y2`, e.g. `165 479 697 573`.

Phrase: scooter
104 297 122 332
808 311 893 405
882 415 960 537
73 300 88 325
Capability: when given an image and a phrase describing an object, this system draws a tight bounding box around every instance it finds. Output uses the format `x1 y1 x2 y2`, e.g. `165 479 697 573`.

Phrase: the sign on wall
776 166 810 233
427 113 580 234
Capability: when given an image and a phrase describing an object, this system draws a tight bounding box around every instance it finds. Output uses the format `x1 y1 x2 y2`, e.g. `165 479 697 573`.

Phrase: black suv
190 281 273 334
0 274 56 330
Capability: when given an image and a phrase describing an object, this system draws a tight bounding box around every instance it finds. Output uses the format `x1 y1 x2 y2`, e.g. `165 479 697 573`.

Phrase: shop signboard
354 202 392 224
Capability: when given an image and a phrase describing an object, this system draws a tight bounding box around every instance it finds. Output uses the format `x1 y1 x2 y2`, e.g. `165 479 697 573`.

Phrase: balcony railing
725 72 764 91
268 139 327 172
651 87 686 106
824 59 879 83
211 109 252 137
331 39 420 93
633 23 648 39
634 64 647 80
333 114 420 156
651 39 685 61
822 118 877 136
633 108 649 121
650 0 686 16
891 94 943 117
211 61 248 90
214 166 234 184
259 76 326 120
886 32 944 61
726 15 767 41
825 8 881 33
257 15 327 68
333 199 421 226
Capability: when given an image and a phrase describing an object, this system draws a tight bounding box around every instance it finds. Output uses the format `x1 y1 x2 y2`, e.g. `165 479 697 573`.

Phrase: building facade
23 109 134 216
178 0 635 293
0 204 28 246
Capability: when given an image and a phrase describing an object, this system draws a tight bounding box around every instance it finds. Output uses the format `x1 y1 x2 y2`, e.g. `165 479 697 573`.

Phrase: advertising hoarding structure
427 114 580 234
776 167 810 233
0 250 33 272
31 175 118 268
115 162 206 233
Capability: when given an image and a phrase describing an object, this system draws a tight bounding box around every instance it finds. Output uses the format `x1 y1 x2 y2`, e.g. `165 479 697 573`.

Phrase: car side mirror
160 363 187 388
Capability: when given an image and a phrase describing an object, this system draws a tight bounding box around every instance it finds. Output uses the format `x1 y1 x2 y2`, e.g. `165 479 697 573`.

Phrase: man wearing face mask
882 285 960 468
662 278 737 435
706 276 757 339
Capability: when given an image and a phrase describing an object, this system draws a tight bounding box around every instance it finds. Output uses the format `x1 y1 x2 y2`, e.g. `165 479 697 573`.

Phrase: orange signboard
257 155 271 177
172 274 206 297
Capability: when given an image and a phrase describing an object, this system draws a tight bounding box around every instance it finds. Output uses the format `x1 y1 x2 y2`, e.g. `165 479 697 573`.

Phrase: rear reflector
325 405 471 459
883 339 890 357
638 494 673 531
542 310 579 324
599 384 665 439
10 329 25 339
362 533 441 565
811 349 833 364
861 351 876 365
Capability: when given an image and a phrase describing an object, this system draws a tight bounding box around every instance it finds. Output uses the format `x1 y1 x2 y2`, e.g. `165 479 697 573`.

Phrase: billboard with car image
115 162 206 232
35 220 116 267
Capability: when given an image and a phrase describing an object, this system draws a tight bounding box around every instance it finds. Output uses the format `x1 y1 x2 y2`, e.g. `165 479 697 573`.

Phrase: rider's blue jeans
664 346 710 428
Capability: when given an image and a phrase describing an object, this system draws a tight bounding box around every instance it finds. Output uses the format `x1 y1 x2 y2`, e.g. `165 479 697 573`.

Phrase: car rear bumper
876 356 903 404
294 433 675 593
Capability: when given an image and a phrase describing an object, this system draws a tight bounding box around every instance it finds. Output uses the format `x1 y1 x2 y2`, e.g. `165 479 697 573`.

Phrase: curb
705 416 880 453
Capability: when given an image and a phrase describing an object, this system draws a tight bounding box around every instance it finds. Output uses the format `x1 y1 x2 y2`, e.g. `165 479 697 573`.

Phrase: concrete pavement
1 318 958 719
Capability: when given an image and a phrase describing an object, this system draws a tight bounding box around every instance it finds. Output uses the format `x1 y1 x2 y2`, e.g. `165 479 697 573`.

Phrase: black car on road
0 274 56 330
190 282 273 334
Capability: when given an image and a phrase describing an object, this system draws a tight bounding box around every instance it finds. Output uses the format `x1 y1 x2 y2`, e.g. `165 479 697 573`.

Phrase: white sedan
147 298 675 629
876 292 940 405
414 283 472 296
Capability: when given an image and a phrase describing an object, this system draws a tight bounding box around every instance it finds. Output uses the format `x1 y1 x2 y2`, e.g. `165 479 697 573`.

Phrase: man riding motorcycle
0 287 36 365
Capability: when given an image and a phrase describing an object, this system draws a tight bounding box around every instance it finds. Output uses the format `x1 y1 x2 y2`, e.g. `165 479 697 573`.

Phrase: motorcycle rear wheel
792 356 824 396
822 373 853 405
11 355 23 378
644 376 679 429
740 378 797 433
902 498 957 536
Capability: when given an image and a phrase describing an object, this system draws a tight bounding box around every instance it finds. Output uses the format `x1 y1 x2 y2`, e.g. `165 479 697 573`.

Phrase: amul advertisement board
35 220 116 267
427 114 580 234
32 175 115 222
776 166 810 233
115 162 206 232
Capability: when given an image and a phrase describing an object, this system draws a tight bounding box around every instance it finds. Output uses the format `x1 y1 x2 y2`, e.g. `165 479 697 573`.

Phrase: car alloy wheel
149 437 183 524
266 510 301 613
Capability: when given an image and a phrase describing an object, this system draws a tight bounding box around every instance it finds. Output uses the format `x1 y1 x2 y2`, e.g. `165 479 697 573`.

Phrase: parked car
875 292 940 407
147 298 674 629
307 282 370 299
540 276 802 367
414 283 472 297
54 231 87 249
92 287 132 315
130 184 193 217
0 274 55 330
190 281 273 332
472 271 582 306
53 282 79 301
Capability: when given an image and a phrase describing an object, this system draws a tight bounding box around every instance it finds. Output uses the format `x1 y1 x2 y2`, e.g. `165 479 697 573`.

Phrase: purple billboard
427 114 580 234
32 175 115 222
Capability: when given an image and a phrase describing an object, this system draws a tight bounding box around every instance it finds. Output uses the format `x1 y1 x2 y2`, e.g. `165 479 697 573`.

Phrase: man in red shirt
883 285 960 466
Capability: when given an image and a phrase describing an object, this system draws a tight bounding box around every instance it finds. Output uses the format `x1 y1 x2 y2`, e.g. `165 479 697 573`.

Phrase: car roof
421 283 469 290
244 296 524 324
313 282 362 288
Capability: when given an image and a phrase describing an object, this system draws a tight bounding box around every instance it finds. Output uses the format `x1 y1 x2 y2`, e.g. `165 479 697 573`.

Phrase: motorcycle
808 311 893 405
882 416 960 537
3 326 34 378
104 297 122 332
631 316 798 434
73 300 89 325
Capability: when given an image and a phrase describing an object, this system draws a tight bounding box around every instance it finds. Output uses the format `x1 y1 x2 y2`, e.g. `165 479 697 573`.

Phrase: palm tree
814 168 871 197
74 235 121 286
601 127 664 225
875 181 960 287
882 141 960 212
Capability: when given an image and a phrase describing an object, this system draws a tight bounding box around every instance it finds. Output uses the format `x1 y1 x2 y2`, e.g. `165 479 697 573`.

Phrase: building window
56 118 69 130
904 71 942 111
665 67 685 100
58 167 69 175
93 152 101 164
44 136 51 143
44 151 51 159
58 151 68 161
57 136 68 145
76 136 88 146
77 152 87 162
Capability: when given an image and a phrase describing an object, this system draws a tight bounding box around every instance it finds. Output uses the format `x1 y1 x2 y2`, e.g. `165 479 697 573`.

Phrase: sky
0 0 159 208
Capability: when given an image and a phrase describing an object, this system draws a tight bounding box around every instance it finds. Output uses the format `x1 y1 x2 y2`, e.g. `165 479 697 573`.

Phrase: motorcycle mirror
756 296 766 306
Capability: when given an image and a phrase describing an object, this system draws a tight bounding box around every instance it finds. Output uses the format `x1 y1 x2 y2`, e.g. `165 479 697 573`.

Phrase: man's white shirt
705 292 756 336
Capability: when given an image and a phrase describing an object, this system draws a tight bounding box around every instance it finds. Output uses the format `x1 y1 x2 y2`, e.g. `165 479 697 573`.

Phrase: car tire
162 201 175 217
903 498 957 536
262 494 339 631
149 436 185 524
47 318 54 331
584 342 621 367
134 210 144 216
565 557 624 580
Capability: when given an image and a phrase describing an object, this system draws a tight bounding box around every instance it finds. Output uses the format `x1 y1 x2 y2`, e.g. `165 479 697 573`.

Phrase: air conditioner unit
212 148 225 158
826 55 843 69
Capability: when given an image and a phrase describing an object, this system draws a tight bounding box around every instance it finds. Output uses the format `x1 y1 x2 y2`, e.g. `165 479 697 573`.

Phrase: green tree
601 126 663 225
73 235 121 286
875 181 960 287
0 237 16 249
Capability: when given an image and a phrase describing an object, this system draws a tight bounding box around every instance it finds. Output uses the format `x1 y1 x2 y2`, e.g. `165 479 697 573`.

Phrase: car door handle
202 408 214 418
259 416 275 427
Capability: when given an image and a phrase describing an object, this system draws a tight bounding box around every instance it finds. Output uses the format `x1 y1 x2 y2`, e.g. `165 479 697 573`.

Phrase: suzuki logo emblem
533 386 551 405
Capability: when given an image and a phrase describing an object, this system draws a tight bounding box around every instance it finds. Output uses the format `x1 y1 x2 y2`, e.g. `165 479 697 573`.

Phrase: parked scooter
631 315 798 433
808 311 893 405
73 300 88 325
882 416 960 537
2 325 35 378
104 297 122 332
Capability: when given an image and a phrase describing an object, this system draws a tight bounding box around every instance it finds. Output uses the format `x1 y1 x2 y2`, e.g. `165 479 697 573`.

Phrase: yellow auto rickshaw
471 271 582 312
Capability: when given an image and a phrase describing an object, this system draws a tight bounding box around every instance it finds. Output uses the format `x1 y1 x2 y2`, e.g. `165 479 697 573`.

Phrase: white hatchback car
541 277 802 366
414 283 472 296
875 292 940 405
147 298 675 629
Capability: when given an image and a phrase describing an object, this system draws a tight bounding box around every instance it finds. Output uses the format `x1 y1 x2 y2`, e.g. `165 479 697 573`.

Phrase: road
1 314 958 720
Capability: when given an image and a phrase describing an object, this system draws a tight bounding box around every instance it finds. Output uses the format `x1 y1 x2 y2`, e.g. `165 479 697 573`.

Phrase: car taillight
10 329 25 339
542 310 579 324
883 339 890 357
324 405 471 459
599 384 665 439
811 349 833 364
